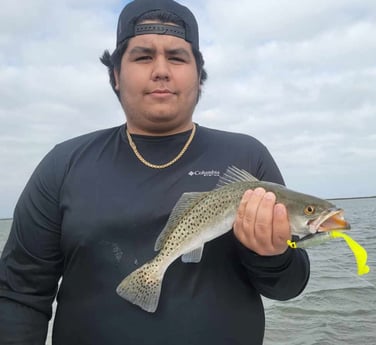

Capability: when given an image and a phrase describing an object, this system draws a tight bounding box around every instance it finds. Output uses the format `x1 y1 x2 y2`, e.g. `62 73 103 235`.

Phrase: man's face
114 32 200 135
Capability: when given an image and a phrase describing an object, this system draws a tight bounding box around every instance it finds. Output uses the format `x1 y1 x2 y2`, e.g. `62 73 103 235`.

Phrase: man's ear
114 68 120 91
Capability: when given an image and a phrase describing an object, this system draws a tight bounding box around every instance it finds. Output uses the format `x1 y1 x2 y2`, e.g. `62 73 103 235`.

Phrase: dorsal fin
154 192 205 251
216 166 259 188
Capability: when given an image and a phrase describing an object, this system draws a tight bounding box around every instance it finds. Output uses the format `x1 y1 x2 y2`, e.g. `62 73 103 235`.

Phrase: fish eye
304 205 315 215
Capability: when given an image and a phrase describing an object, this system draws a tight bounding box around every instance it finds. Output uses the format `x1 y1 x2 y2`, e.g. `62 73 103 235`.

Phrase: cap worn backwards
115 0 200 51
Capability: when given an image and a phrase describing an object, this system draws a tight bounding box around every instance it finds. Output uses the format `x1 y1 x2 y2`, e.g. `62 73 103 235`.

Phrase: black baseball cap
114 0 200 51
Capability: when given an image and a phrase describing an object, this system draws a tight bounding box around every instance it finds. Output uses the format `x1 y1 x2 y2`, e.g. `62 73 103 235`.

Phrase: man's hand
233 188 290 256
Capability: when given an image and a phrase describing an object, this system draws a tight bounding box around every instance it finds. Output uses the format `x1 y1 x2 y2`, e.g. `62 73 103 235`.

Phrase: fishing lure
287 231 370 276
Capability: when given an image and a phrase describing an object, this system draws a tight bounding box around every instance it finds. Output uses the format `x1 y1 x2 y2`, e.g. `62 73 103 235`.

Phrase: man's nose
151 57 171 81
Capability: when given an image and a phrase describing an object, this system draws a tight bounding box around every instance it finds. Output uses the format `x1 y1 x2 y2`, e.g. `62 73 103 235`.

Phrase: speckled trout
116 166 350 312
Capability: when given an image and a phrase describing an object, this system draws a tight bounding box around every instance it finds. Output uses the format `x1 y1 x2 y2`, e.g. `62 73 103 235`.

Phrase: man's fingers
236 190 253 220
234 188 290 255
234 188 266 247
241 188 265 231
253 191 275 248
272 203 290 250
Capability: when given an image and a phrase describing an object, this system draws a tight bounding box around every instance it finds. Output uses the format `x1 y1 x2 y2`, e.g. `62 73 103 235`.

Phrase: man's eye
169 57 185 63
135 56 152 61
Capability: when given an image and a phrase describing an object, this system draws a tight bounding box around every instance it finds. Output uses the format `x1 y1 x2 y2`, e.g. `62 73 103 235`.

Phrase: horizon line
1 195 375 221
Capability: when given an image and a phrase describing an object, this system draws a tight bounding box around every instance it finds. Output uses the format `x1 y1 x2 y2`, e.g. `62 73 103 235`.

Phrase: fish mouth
297 208 351 242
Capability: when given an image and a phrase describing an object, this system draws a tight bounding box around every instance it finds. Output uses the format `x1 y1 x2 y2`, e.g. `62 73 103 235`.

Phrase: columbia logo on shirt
188 170 220 177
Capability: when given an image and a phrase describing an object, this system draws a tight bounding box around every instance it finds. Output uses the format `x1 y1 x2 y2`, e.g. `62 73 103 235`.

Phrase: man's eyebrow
127 46 191 58
166 48 191 58
128 46 155 55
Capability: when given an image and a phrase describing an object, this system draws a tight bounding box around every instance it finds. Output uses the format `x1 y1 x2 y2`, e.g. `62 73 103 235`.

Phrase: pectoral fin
181 245 204 263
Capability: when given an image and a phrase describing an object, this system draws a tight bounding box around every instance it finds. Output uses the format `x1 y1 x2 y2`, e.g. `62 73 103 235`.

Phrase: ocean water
0 198 375 345
263 198 376 345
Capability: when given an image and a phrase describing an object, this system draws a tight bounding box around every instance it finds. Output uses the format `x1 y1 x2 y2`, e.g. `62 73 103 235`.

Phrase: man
0 1 310 344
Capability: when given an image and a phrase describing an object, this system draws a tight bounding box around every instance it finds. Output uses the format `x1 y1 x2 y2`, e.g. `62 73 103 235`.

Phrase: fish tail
116 261 163 313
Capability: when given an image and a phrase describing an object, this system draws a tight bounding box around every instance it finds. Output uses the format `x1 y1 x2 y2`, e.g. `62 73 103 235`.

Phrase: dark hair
100 10 207 101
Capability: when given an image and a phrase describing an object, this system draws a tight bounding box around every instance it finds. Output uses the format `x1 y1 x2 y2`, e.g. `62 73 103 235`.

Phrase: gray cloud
0 0 375 217
195 0 376 200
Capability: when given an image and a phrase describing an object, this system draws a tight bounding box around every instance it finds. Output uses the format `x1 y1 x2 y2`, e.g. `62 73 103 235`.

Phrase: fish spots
117 166 350 312
117 261 163 312
170 233 183 241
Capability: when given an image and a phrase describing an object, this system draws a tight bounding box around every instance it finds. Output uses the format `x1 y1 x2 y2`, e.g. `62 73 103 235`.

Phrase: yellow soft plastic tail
287 231 370 276
330 231 370 276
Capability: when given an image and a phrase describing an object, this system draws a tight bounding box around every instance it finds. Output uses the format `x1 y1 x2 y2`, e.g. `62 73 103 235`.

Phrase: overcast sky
0 0 375 218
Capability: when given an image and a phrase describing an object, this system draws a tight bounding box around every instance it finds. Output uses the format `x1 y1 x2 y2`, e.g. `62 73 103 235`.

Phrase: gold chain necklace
126 124 196 169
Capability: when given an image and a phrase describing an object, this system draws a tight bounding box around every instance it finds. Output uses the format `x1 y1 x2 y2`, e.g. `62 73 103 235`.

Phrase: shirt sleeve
0 298 49 345
236 242 310 300
0 147 64 343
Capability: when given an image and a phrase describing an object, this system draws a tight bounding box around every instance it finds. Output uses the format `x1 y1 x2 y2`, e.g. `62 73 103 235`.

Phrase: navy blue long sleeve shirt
0 124 309 345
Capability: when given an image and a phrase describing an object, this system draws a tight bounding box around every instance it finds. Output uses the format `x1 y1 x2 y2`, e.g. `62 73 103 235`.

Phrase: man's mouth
148 88 175 95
